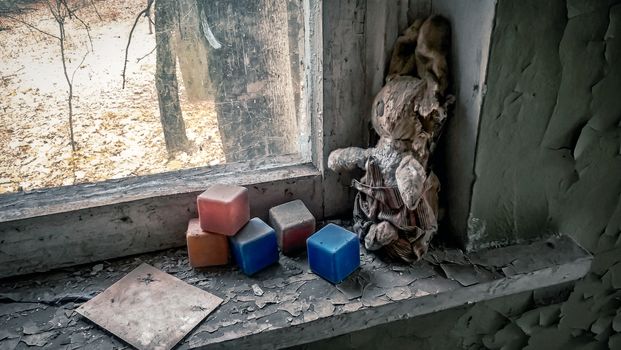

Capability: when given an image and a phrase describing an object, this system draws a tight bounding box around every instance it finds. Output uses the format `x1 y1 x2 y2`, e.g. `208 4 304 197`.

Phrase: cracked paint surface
469 0 621 253
468 3 621 347
0 231 588 349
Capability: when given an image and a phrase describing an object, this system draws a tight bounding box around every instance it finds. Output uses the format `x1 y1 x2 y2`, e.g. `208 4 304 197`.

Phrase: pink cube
268 200 316 255
197 184 249 236
186 219 229 267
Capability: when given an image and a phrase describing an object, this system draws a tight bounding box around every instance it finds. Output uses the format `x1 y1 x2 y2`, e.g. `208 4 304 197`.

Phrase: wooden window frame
0 0 332 278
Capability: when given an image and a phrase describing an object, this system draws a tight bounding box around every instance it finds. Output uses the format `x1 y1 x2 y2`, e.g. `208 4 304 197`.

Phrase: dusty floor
0 0 225 194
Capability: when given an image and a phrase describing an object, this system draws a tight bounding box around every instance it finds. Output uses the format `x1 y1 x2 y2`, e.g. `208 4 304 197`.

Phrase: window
0 0 324 277
0 0 310 194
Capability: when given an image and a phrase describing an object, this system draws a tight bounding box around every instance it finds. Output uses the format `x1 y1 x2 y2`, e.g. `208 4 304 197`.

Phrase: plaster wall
468 0 621 252
460 0 621 346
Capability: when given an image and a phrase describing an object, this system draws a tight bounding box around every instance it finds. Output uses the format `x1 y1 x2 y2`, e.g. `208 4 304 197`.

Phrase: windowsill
0 154 315 223
0 234 592 349
0 155 324 279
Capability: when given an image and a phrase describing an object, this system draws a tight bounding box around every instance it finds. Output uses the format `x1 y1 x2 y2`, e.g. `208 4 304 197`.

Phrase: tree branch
71 51 89 84
56 10 76 152
88 0 102 21
122 0 155 89
136 46 156 63
43 0 79 153
59 0 93 51
2 14 60 40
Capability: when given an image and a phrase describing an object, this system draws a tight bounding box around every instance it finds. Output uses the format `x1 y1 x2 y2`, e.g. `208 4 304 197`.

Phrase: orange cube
186 219 229 267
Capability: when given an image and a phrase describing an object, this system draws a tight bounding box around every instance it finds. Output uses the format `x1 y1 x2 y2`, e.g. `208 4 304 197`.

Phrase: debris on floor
0 233 587 349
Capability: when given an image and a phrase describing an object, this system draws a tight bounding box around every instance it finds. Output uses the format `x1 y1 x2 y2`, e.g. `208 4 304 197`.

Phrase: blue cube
230 218 279 276
307 224 360 284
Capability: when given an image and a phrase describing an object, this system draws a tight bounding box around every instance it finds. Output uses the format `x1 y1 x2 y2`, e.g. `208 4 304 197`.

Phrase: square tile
77 264 222 350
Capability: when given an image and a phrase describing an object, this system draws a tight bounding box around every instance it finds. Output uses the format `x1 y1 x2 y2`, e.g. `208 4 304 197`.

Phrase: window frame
0 0 331 278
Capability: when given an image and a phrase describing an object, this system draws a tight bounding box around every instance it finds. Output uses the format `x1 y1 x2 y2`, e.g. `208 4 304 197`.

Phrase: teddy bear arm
328 147 371 172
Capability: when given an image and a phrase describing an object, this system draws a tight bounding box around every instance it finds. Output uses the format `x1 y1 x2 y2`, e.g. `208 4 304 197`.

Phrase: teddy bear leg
364 221 399 251
412 231 432 259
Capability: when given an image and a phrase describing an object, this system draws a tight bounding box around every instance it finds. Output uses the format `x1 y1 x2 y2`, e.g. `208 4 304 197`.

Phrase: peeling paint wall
321 0 368 219
462 0 621 347
468 0 621 251
294 0 621 348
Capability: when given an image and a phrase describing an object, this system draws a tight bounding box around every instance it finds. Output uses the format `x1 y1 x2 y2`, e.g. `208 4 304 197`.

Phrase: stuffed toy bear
327 15 453 262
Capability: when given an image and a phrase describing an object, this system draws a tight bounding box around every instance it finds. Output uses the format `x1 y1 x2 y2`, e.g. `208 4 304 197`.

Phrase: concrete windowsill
0 235 591 349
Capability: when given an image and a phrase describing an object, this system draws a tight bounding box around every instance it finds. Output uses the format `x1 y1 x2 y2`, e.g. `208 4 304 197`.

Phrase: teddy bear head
371 76 423 142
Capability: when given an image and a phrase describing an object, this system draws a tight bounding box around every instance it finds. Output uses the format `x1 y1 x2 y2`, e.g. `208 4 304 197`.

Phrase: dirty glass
0 0 305 194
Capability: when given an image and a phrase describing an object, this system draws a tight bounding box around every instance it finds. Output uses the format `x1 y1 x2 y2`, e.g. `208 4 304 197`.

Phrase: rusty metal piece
76 263 222 350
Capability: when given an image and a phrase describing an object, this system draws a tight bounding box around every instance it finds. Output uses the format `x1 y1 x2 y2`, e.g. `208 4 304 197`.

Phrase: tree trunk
199 0 298 163
287 0 304 130
155 0 189 154
174 0 212 101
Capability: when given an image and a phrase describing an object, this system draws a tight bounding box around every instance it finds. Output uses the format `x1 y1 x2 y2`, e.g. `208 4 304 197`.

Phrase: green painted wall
468 0 621 252
294 0 621 348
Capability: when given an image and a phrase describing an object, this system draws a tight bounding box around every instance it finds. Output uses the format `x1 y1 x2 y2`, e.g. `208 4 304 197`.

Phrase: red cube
186 219 229 267
269 200 316 255
197 184 249 236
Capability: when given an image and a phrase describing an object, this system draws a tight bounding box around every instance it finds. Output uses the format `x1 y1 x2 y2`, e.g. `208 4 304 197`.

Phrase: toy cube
197 184 249 236
269 200 316 255
229 218 279 276
186 219 229 267
307 224 360 284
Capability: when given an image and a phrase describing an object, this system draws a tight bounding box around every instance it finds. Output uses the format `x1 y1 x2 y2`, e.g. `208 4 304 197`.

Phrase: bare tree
122 0 190 155
154 0 189 154
46 0 92 152
122 0 153 90
198 0 298 162
3 0 93 152
173 0 211 101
